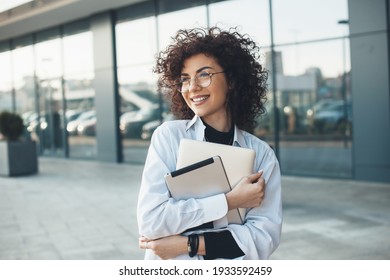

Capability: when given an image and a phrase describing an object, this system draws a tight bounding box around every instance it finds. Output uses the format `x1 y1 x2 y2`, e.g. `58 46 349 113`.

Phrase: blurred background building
0 0 388 182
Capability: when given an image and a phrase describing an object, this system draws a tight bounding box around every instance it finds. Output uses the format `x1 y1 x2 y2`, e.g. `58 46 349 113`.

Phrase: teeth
192 96 208 102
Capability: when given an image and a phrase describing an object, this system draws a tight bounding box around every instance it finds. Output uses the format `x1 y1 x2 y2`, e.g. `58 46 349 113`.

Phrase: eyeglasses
175 71 225 93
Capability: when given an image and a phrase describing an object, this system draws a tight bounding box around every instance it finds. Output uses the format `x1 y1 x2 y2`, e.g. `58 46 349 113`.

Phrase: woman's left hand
139 235 187 260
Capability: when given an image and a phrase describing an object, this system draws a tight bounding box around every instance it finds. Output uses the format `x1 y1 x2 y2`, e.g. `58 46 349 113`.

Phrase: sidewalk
0 157 389 260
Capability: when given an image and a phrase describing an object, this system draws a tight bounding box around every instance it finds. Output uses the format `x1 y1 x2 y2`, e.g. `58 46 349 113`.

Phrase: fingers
245 170 264 183
245 172 261 183
139 236 151 250
139 240 150 249
139 236 148 242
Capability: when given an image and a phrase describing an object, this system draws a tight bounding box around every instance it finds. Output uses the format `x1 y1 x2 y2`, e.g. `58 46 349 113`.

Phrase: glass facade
34 35 65 156
62 31 96 159
116 16 158 164
0 21 95 159
0 48 13 112
0 0 353 179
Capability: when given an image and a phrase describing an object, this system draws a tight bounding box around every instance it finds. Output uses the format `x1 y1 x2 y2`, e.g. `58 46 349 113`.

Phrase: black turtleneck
204 121 234 145
201 120 244 260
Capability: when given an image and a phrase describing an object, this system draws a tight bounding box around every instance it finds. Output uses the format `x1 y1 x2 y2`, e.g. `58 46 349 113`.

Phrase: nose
188 78 201 92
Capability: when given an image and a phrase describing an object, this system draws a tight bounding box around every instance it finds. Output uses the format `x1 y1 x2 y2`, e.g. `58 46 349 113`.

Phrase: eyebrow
181 66 213 76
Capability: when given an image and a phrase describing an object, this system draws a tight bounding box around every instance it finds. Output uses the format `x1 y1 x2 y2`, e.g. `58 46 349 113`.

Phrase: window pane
273 39 352 178
116 16 159 164
209 0 270 46
35 38 62 80
63 31 94 75
34 38 65 156
12 45 35 123
158 6 207 51
63 31 96 159
116 17 157 67
273 0 349 44
0 50 13 112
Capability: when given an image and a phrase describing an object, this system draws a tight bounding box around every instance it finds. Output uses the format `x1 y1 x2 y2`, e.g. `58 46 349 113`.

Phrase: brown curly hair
154 26 268 131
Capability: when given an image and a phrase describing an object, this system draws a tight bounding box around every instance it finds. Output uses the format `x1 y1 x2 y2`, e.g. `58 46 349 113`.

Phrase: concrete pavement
0 157 389 260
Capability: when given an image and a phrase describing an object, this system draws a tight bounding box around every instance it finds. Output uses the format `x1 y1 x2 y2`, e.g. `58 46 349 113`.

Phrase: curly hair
154 26 268 131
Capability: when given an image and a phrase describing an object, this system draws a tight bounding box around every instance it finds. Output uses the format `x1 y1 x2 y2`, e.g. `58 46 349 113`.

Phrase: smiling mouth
191 96 209 103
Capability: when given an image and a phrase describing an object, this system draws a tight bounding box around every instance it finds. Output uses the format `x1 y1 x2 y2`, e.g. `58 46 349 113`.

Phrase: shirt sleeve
137 125 229 240
226 146 283 260
203 230 244 259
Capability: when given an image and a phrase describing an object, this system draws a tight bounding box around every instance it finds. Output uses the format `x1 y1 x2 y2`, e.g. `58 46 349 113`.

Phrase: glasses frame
175 71 225 93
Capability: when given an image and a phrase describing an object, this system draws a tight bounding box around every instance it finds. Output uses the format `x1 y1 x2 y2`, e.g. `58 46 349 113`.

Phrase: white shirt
137 115 282 260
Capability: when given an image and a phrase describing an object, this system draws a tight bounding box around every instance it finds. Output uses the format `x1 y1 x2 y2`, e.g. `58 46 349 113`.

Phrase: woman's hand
139 235 188 260
225 170 265 210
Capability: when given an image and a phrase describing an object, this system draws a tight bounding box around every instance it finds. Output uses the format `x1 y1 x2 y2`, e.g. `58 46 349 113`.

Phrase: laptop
176 139 256 187
176 138 256 223
165 156 243 225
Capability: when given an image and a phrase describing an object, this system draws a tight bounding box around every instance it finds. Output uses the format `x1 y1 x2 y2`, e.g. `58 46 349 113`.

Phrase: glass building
0 0 389 182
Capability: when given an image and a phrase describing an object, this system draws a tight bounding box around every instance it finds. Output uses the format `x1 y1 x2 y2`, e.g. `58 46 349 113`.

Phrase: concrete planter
0 140 38 176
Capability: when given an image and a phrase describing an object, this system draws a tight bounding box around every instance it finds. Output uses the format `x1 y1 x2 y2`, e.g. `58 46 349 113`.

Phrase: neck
201 114 231 132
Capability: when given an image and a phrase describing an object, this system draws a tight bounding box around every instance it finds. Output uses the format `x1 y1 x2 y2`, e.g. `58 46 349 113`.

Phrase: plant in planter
0 111 38 176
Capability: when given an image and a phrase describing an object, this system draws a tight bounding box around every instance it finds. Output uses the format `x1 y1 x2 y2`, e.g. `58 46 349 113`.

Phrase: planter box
0 141 38 176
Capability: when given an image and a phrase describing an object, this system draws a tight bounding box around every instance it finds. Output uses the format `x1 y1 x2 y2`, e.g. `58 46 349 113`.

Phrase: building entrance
35 78 66 157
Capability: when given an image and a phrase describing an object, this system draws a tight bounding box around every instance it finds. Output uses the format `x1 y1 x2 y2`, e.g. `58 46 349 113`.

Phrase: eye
180 77 191 84
197 72 210 79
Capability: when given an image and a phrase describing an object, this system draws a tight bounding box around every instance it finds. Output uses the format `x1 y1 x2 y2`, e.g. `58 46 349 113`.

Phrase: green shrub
0 111 24 141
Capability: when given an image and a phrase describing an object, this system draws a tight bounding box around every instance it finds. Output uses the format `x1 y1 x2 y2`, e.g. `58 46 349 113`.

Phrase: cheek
218 88 229 104
182 94 191 106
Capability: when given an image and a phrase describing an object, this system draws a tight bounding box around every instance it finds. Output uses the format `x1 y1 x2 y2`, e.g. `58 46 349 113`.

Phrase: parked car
120 105 160 139
140 112 175 140
307 100 351 133
66 110 95 136
77 116 96 136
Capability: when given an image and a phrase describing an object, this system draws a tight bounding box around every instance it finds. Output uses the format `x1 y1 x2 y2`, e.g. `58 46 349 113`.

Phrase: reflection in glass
273 0 349 44
209 0 270 47
34 38 65 156
116 17 157 67
157 6 207 51
12 46 35 116
269 39 352 178
12 45 37 144
0 51 13 112
63 31 96 159
116 16 159 164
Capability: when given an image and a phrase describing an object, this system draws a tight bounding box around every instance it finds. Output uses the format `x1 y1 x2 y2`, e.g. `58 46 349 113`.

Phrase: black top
202 120 244 260
204 121 234 146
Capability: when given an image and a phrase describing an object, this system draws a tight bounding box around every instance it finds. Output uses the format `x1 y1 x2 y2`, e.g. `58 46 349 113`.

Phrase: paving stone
0 157 389 260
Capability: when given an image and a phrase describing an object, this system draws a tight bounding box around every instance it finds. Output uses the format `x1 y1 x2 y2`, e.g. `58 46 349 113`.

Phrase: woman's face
180 53 230 128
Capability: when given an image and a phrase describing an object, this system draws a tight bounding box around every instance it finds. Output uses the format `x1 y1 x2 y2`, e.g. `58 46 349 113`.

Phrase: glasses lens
196 72 211 88
175 77 188 93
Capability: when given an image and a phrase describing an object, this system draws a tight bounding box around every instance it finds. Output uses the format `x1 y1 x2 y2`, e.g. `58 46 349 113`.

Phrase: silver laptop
176 138 256 223
166 156 243 225
177 139 256 187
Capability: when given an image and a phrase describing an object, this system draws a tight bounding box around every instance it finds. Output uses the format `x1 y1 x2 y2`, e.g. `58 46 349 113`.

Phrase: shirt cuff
198 193 228 223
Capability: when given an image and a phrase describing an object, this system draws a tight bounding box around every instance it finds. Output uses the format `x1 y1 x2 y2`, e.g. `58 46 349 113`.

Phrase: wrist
187 234 199 257
197 235 206 256
225 192 238 210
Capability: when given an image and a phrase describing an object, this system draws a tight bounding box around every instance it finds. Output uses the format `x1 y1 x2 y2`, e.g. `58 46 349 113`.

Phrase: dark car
120 105 160 139
66 110 95 136
140 112 175 140
308 100 352 133
77 116 97 136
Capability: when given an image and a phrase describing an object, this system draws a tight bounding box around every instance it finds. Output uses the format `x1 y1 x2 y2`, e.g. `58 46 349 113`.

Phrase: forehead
181 53 220 73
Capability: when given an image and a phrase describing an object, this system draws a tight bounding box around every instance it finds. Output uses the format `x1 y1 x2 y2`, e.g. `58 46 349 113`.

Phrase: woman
137 26 282 260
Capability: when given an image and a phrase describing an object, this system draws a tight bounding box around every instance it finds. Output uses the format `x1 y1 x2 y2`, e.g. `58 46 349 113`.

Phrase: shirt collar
186 115 247 148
